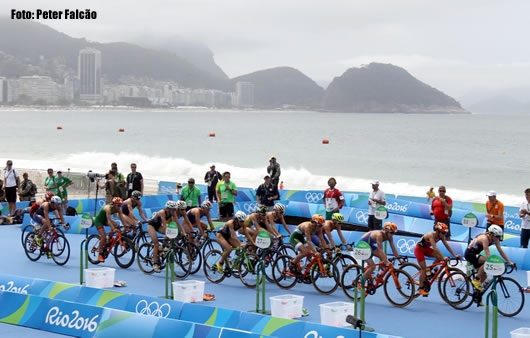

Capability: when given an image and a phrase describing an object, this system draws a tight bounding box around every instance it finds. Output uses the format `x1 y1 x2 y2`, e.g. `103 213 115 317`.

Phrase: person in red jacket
430 185 453 239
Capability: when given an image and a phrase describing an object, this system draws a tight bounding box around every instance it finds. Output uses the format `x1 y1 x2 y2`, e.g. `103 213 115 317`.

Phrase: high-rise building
235 81 254 108
78 48 102 103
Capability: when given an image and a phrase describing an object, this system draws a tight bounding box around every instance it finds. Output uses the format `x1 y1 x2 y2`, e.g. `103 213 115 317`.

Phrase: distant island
0 18 467 114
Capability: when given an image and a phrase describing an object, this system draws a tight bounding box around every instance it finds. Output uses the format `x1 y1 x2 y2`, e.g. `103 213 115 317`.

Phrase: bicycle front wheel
496 277 525 317
383 268 415 307
203 249 226 284
23 231 42 262
311 258 339 295
51 234 70 266
333 253 357 286
340 264 363 300
185 242 202 275
136 242 155 274
239 252 259 288
437 268 466 304
113 236 135 269
271 254 297 290
86 234 102 265
443 271 473 310
172 245 192 279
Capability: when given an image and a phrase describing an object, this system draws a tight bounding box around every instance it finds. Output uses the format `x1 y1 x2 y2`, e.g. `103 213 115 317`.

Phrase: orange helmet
45 192 54 201
384 221 397 233
434 222 449 234
112 197 123 206
311 214 325 225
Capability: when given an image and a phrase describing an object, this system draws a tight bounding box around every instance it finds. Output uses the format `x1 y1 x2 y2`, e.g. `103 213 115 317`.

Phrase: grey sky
4 0 530 97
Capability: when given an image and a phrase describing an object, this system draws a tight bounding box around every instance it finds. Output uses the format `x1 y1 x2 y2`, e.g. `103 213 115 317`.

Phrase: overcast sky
4 1 530 98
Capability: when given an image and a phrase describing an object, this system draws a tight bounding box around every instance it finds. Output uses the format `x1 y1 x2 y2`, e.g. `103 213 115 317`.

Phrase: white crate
511 328 530 338
319 301 354 327
270 294 303 319
84 268 115 288
172 280 205 303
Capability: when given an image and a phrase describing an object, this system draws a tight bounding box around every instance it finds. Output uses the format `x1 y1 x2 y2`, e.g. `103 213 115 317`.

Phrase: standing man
430 185 453 239
216 171 237 220
180 178 202 211
323 177 345 220
367 180 386 230
19 172 37 202
267 156 281 189
3 160 20 216
126 163 144 198
111 162 127 199
55 170 73 213
204 165 222 202
519 188 530 248
486 190 504 237
256 175 279 211
44 168 58 195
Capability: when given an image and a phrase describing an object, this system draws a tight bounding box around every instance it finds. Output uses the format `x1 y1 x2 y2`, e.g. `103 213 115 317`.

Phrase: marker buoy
209 133 216 137
118 128 125 132
322 139 329 144
56 126 63 130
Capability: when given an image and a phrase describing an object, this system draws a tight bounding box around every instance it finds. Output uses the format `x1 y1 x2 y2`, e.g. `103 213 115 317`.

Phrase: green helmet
256 205 268 215
332 213 345 222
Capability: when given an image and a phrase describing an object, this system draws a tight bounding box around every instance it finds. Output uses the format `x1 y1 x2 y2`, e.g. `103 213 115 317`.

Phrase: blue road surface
0 224 529 338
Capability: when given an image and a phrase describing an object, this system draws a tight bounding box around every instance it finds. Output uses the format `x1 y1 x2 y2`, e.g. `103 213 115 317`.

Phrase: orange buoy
118 128 125 132
209 133 216 137
56 126 63 130
322 139 329 144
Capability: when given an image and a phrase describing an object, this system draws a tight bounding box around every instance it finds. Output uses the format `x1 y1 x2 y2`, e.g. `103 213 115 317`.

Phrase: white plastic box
511 328 530 338
84 268 115 288
172 280 205 303
270 294 304 319
319 301 355 327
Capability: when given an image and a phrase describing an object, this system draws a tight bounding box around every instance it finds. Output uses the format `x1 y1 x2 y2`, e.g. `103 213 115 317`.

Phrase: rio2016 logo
45 306 99 332
504 220 521 232
0 281 29 294
135 300 171 318
385 202 409 213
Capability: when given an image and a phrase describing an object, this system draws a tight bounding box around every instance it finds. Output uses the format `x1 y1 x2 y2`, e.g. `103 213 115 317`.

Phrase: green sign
484 255 505 276
353 241 373 261
374 206 388 220
165 221 179 239
461 212 478 228
255 230 272 249
79 213 93 229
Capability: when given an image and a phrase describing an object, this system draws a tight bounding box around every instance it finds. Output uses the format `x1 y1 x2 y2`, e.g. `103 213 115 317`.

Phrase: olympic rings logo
135 300 171 318
243 202 258 213
356 210 368 224
98 199 105 208
396 239 417 255
305 192 323 203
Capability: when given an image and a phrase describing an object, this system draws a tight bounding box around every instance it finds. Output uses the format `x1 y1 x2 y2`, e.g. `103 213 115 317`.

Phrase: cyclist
94 197 124 262
32 195 66 245
358 221 401 284
240 205 269 242
264 203 292 237
186 200 216 238
415 222 461 296
147 200 184 273
288 214 326 274
29 192 55 218
215 211 250 272
120 190 149 232
464 225 514 291
175 200 194 242
321 213 352 252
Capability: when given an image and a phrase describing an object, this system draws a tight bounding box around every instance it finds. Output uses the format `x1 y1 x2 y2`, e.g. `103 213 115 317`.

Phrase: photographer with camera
96 170 116 204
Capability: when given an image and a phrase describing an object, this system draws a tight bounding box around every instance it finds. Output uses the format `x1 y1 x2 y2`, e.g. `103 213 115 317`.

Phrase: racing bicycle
86 228 136 268
136 237 192 279
203 245 259 288
23 221 70 266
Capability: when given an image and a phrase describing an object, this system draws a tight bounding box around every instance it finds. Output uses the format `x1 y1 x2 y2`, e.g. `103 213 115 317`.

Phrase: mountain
459 87 530 114
322 63 468 113
231 67 324 108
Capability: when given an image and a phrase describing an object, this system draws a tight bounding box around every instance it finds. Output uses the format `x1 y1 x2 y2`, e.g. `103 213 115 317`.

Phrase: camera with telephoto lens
87 170 106 182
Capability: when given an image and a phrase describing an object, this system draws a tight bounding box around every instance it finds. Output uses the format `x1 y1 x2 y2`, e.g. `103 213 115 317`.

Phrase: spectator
0 178 5 202
3 160 20 216
430 185 453 239
216 171 237 219
101 170 116 204
204 165 222 202
486 190 504 238
279 181 284 190
256 175 279 211
518 188 530 248
180 178 202 211
126 163 144 198
19 172 37 202
426 187 435 202
111 162 127 199
44 168 58 195
323 177 345 220
55 170 73 213
267 156 281 189
367 180 386 230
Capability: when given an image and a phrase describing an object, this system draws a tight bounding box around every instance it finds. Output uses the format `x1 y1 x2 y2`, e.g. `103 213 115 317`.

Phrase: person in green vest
180 178 202 211
44 168 58 195
55 170 72 213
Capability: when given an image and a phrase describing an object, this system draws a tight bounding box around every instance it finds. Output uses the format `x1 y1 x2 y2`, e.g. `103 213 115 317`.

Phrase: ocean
2 108 528 206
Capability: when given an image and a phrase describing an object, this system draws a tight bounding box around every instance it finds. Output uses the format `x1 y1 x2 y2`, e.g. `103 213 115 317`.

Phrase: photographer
98 170 116 204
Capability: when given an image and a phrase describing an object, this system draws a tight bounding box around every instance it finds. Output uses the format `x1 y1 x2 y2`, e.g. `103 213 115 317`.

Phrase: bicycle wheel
185 242 202 275
340 264 363 300
496 277 525 317
86 234 102 265
383 268 415 307
311 258 339 295
21 224 37 246
239 252 259 288
271 254 297 290
136 242 155 274
201 238 222 257
277 243 296 257
262 249 276 283
437 268 466 303
443 271 473 310
23 231 42 262
172 245 192 279
133 229 149 252
333 253 357 286
113 236 135 269
50 234 70 266
203 249 226 283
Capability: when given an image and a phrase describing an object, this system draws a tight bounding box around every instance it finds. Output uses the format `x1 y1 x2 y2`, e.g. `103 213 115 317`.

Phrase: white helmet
488 225 503 238
176 200 187 210
51 196 62 204
273 203 285 213
201 200 213 209
165 200 178 209
234 211 247 222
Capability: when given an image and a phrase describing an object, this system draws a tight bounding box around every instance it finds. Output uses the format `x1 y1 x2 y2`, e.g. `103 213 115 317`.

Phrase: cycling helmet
175 200 187 210
131 190 142 199
488 224 503 238
45 192 55 201
434 222 449 234
201 200 213 209
165 200 178 209
332 213 345 222
256 205 268 215
50 196 62 204
234 211 247 222
384 221 397 233
311 214 325 226
111 197 123 206
273 203 285 213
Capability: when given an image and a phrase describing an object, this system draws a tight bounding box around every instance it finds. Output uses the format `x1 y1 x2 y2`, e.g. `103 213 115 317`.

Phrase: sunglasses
439 190 446 192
